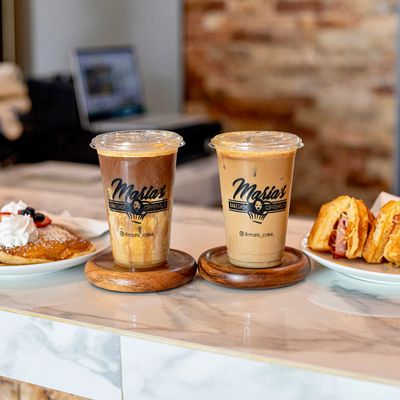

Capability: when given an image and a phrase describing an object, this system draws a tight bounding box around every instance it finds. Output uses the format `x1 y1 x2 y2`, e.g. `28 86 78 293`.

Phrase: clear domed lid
91 130 184 153
210 131 303 152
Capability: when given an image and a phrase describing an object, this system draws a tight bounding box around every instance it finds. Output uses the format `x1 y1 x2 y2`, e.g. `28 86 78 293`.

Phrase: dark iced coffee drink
91 130 184 268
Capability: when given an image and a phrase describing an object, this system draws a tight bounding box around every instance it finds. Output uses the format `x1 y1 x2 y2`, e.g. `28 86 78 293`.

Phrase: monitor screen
76 47 144 121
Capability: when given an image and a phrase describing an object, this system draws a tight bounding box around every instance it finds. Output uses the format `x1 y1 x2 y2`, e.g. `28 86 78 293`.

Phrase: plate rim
0 232 110 275
300 234 400 281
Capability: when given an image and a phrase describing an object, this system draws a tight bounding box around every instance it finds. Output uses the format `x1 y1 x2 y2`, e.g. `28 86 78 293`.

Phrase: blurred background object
0 62 30 140
184 0 397 214
13 0 183 113
1 0 221 206
0 0 397 214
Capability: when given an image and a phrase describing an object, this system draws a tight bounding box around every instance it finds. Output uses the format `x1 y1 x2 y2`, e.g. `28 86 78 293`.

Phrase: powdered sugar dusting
39 224 77 243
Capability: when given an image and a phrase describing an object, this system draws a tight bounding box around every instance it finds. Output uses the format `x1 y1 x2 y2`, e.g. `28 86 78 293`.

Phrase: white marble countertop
1 163 400 399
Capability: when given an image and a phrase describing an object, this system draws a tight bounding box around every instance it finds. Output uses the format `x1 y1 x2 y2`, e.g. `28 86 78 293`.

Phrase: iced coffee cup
210 131 303 268
91 130 184 269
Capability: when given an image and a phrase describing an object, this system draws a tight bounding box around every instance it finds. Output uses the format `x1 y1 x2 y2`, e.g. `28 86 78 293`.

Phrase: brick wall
184 0 397 215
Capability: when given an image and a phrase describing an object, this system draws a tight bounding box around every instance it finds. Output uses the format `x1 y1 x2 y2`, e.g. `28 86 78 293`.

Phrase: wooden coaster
198 246 310 289
85 249 197 293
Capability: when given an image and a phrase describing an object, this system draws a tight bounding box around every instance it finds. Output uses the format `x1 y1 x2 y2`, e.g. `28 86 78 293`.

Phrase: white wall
127 0 182 113
20 0 182 112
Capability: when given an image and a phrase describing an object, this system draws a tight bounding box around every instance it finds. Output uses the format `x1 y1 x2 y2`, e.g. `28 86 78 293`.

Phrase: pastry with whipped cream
0 201 95 264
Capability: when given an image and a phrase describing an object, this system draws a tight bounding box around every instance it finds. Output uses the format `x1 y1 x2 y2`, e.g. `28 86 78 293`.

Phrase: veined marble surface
0 185 400 390
0 311 121 399
120 336 400 400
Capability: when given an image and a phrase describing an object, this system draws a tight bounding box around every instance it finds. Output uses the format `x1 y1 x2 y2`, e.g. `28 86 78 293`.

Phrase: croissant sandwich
363 200 400 265
308 195 372 259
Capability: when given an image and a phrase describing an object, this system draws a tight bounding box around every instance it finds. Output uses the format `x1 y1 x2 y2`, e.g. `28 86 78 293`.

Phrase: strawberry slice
34 216 52 228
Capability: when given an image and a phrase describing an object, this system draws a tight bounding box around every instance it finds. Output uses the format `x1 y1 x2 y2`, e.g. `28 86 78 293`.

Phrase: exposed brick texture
184 0 397 215
0 377 84 400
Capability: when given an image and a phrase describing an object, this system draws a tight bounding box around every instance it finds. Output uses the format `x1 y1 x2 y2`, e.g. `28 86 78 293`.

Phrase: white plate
0 233 110 277
300 234 400 285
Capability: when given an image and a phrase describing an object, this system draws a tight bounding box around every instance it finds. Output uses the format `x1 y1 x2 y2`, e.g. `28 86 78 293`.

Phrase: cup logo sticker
108 178 168 224
228 178 287 224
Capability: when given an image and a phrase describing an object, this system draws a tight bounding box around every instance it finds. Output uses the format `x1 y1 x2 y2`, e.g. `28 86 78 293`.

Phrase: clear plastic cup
91 130 184 268
210 131 303 268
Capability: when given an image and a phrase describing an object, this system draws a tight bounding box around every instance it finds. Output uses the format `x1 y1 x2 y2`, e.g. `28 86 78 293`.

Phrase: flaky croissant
308 195 372 259
363 200 400 265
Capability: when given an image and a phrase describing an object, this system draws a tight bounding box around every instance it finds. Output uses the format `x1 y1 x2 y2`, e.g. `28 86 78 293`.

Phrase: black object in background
1 75 220 166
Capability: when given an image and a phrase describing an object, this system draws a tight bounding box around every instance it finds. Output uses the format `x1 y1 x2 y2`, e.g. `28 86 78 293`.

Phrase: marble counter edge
0 305 398 390
0 309 122 399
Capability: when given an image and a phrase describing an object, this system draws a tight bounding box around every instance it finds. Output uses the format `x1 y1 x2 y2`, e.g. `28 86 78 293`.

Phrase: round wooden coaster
85 249 197 293
198 246 310 289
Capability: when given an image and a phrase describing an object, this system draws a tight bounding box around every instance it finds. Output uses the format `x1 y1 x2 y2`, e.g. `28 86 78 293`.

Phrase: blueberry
21 207 35 216
33 213 45 222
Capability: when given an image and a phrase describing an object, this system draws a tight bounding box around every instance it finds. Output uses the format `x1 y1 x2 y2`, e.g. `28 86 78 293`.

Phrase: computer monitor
71 46 145 126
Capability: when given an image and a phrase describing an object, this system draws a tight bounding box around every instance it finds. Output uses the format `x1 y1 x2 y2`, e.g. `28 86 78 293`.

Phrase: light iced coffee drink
91 131 184 268
211 131 303 268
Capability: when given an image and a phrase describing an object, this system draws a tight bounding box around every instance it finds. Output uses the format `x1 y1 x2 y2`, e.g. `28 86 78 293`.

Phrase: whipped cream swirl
0 214 39 248
1 200 28 214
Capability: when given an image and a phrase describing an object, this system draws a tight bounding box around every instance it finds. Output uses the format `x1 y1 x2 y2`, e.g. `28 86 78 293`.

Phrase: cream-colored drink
211 131 303 268
91 130 184 269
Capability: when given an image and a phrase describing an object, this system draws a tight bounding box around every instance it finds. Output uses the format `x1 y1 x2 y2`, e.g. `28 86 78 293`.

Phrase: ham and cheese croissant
363 200 400 265
308 195 372 259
